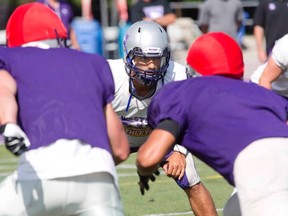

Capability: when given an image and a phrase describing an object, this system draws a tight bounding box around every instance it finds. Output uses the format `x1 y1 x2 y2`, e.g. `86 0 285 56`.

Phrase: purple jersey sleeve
92 56 115 106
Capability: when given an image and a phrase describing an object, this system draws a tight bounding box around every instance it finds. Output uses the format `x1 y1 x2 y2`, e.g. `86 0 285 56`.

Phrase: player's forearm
259 58 283 90
137 129 175 175
136 160 158 176
0 96 17 126
105 104 130 165
155 13 176 27
0 93 18 125
0 71 18 124
254 25 265 52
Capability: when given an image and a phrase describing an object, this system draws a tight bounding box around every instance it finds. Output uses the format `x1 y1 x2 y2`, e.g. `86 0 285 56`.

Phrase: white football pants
0 172 124 216
234 137 288 216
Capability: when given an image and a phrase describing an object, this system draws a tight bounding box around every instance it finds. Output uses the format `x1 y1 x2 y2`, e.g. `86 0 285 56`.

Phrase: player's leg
184 182 217 216
0 174 60 216
174 152 217 216
65 172 124 216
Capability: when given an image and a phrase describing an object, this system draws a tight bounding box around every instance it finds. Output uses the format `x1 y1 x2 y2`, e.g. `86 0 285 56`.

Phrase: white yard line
143 208 223 216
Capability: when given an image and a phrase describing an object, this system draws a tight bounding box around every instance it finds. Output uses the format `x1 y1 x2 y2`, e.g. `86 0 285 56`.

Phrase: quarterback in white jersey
108 21 217 216
250 34 288 98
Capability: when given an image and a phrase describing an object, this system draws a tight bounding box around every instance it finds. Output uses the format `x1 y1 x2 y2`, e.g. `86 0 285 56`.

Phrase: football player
108 21 217 215
0 3 129 215
137 32 288 216
250 33 288 99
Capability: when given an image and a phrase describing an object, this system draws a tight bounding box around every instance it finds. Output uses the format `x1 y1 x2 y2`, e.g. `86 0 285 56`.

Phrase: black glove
137 169 160 195
0 123 30 156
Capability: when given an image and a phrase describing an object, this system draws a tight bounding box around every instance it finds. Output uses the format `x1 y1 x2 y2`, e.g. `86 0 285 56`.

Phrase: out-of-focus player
0 3 129 215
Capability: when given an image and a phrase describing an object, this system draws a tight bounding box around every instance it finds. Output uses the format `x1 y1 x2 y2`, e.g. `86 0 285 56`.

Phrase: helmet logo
143 47 162 56
123 33 129 55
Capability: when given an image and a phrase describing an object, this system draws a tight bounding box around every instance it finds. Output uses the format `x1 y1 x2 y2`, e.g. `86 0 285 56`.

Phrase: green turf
0 145 18 181
0 145 233 215
118 153 233 216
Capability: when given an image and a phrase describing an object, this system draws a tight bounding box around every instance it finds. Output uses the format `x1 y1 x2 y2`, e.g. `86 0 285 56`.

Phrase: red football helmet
186 32 244 79
6 2 67 47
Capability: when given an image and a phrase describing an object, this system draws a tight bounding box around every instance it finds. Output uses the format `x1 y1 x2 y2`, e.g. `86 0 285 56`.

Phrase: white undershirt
14 139 118 185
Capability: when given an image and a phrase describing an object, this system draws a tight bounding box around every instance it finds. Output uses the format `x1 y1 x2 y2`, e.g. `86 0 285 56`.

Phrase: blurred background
0 0 258 30
0 0 259 62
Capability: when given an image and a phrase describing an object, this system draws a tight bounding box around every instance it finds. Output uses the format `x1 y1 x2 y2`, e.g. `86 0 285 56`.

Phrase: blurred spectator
0 0 10 30
37 0 73 33
253 0 288 63
198 0 244 41
91 0 101 22
130 0 176 30
117 0 128 23
83 0 128 25
36 0 80 50
237 11 249 50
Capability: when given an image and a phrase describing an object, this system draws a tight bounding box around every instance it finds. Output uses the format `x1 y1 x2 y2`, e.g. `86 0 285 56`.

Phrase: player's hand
162 151 186 180
137 169 160 195
258 50 268 63
0 123 30 156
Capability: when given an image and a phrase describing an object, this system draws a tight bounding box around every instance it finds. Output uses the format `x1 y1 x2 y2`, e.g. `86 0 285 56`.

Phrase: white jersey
250 34 288 97
108 59 187 148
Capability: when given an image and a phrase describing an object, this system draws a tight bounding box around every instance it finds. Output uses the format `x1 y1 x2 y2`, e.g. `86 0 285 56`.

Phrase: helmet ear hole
123 21 170 86
6 2 67 47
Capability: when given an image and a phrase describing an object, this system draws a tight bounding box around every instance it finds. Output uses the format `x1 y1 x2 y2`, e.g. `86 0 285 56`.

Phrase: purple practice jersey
0 46 114 152
148 76 288 185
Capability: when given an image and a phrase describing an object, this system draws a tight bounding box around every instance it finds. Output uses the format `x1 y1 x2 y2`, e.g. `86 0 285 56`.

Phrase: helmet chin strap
125 79 158 112
125 79 136 112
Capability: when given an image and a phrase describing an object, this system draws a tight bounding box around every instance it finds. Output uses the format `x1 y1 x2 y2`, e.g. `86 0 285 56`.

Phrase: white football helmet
123 21 170 86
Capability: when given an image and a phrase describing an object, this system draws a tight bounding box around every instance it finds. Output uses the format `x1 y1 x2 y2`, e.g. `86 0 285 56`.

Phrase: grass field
0 145 233 216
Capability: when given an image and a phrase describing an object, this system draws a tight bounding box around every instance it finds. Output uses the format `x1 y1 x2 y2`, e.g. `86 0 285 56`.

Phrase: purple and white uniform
0 45 125 215
148 76 288 185
0 47 113 151
108 58 200 188
148 76 288 215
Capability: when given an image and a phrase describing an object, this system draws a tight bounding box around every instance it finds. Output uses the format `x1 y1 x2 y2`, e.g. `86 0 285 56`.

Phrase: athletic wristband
173 144 188 156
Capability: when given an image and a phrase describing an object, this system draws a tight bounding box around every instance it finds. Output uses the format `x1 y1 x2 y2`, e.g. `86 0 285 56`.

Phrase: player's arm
0 70 18 124
0 70 31 156
254 25 267 63
137 128 176 176
153 13 176 27
105 103 130 165
258 57 283 90
136 129 172 196
137 119 180 175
